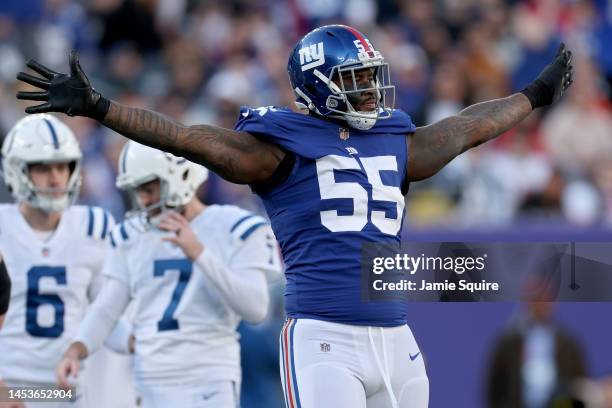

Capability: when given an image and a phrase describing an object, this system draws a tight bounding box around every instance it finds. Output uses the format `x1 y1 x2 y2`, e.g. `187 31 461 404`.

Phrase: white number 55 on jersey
316 155 404 235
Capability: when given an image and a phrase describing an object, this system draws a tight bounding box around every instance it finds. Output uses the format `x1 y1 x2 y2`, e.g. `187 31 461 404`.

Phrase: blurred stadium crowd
0 1 611 407
1 0 611 228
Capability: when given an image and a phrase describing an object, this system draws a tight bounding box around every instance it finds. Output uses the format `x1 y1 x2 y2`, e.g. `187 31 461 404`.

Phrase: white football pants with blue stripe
280 318 429 408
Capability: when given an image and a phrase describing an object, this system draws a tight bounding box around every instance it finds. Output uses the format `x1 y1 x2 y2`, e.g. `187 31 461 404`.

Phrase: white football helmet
116 141 208 223
1 114 82 212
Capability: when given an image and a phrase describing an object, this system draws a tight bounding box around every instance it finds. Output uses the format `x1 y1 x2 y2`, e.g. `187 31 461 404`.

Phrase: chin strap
345 107 378 130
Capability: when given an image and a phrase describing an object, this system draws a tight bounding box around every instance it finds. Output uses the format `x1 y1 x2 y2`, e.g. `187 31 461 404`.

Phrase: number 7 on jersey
153 259 192 332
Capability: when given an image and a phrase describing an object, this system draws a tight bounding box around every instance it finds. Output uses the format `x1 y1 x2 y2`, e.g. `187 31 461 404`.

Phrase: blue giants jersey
235 107 415 326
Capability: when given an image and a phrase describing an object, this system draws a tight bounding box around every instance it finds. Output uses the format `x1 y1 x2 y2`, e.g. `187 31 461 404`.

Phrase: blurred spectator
541 57 612 174
460 20 510 102
426 60 466 123
486 281 587 408
593 159 612 225
0 0 609 230
572 376 612 407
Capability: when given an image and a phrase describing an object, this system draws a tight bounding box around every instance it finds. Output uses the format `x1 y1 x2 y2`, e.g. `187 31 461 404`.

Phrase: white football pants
137 380 239 408
280 318 429 408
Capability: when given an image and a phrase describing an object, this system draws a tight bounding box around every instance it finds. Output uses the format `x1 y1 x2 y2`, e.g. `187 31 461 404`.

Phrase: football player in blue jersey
16 25 573 408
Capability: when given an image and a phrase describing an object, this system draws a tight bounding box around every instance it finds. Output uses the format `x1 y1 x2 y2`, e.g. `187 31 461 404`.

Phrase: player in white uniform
56 141 283 408
0 114 134 408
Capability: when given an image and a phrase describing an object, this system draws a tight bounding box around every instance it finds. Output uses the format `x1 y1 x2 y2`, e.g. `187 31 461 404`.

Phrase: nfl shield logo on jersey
320 342 331 352
339 128 350 140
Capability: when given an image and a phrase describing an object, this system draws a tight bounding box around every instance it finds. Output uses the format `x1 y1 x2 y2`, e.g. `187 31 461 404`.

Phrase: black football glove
520 43 574 109
16 50 110 121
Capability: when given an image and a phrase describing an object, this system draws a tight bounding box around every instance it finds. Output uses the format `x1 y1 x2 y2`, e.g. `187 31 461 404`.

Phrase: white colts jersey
0 204 112 384
105 204 282 387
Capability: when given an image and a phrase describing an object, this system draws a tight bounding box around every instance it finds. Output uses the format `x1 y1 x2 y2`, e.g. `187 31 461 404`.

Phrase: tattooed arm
15 49 570 185
102 102 285 184
406 44 574 183
407 93 532 182
15 52 284 184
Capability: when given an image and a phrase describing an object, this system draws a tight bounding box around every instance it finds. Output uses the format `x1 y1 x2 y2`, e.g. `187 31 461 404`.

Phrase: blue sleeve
385 109 417 134
235 106 289 136
234 106 305 155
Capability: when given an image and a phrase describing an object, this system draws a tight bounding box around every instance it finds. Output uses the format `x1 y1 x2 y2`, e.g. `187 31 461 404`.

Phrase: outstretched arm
16 51 284 184
408 94 531 181
407 43 573 182
102 102 284 183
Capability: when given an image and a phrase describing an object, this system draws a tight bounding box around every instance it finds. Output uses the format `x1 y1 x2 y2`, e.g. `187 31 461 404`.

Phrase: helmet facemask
122 176 178 227
8 159 81 213
325 60 394 130
304 59 394 130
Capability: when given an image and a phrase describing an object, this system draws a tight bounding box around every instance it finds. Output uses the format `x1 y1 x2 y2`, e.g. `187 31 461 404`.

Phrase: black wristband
89 94 110 122
520 79 553 109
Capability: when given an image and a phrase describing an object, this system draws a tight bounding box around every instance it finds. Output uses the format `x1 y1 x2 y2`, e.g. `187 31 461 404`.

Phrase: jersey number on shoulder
316 155 404 235
26 266 66 338
153 259 192 332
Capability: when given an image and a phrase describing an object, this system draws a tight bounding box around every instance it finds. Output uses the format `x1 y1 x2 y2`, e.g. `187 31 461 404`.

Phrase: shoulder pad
108 217 144 248
234 106 331 159
378 109 417 134
227 211 269 242
85 206 114 241
234 106 292 133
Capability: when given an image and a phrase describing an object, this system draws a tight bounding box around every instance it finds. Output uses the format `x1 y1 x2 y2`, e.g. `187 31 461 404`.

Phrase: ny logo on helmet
299 42 325 72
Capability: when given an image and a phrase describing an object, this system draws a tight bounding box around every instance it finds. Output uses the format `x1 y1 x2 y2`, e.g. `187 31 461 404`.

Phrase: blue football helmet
287 25 395 130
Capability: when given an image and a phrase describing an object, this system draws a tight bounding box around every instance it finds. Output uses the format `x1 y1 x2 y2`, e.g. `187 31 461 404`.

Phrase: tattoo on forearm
428 93 531 154
103 102 283 183
105 104 181 149
457 93 532 149
409 93 532 181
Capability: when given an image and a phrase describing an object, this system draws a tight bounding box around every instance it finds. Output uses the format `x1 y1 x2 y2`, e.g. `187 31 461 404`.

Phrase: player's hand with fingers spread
159 211 204 261
55 342 86 390
16 50 110 120
521 43 574 109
